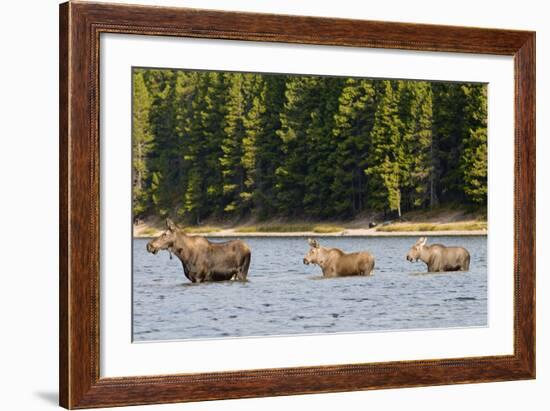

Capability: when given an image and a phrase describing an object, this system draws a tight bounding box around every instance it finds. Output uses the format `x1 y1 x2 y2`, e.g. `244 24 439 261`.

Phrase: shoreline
133 227 487 238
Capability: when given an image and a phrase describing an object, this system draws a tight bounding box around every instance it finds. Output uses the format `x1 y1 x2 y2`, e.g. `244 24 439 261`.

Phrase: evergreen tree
275 76 317 216
460 84 488 204
181 72 228 223
146 69 179 217
132 71 154 217
330 78 376 216
303 77 345 217
201 72 228 217
398 81 434 209
249 76 286 219
178 71 206 223
366 80 404 216
431 83 468 203
240 76 266 215
220 73 251 215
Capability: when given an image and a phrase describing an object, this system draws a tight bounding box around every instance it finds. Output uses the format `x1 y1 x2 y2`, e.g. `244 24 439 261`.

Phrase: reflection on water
133 236 487 341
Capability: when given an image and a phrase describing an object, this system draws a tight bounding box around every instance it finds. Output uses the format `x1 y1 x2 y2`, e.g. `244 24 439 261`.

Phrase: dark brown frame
59 1 535 409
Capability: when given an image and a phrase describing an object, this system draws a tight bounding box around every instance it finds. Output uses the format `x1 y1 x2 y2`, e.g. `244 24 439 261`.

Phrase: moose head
146 218 179 255
303 238 325 266
406 237 428 262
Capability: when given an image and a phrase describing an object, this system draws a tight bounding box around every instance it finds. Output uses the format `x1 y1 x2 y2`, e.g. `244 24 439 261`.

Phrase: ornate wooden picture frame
59 1 535 408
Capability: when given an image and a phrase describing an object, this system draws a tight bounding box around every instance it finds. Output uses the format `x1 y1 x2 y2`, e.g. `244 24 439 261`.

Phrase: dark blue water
132 236 487 341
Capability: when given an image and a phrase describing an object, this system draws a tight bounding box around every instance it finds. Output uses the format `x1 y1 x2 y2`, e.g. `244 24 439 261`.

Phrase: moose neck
171 231 191 261
316 248 332 269
419 245 431 264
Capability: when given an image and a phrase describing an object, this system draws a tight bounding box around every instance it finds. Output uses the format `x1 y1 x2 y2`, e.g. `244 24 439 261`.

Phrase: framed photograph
59 1 535 409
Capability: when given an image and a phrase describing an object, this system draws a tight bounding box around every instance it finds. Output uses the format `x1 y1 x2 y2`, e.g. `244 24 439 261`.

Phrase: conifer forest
132 68 487 224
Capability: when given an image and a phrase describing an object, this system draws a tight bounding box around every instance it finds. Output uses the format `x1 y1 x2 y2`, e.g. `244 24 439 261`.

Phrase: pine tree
146 69 179 217
460 84 488 204
172 70 196 219
275 76 318 216
175 71 205 223
220 73 251 215
431 83 468 203
302 77 344 217
201 72 228 217
132 70 154 217
240 76 265 215
366 80 404 216
181 72 228 223
330 78 376 216
398 81 434 209
249 76 286 219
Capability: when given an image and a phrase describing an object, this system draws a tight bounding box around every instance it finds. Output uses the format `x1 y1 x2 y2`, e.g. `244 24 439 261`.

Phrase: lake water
133 236 487 341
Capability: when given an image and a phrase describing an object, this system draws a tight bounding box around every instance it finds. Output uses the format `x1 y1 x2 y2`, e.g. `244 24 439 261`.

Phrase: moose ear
308 238 319 248
166 218 177 232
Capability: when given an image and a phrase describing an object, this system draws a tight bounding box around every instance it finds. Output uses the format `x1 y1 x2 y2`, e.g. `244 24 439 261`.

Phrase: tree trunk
397 189 402 217
430 131 440 208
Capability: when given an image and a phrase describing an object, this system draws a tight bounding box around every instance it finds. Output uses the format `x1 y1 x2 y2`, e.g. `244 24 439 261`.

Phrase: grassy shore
134 208 487 238
235 223 345 234
376 221 487 232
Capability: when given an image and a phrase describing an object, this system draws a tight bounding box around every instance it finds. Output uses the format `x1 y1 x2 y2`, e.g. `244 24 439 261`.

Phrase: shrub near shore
376 221 487 232
235 224 345 234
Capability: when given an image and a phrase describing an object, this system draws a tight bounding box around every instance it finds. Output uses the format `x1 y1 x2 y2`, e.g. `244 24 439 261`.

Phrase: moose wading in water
406 237 470 272
303 238 375 277
146 219 251 283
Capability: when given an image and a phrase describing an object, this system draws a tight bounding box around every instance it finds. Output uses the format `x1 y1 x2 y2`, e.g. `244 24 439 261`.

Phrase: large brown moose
406 237 470 272
303 238 375 277
146 219 251 283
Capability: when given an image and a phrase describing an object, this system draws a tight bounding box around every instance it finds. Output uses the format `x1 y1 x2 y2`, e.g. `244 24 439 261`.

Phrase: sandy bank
134 227 487 238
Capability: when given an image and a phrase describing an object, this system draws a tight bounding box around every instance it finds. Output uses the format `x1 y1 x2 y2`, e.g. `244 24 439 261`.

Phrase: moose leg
195 269 210 283
236 253 251 281
181 262 195 282
462 255 471 271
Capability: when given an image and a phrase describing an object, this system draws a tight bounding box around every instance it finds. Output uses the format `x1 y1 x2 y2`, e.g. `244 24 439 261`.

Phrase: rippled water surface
133 236 487 341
